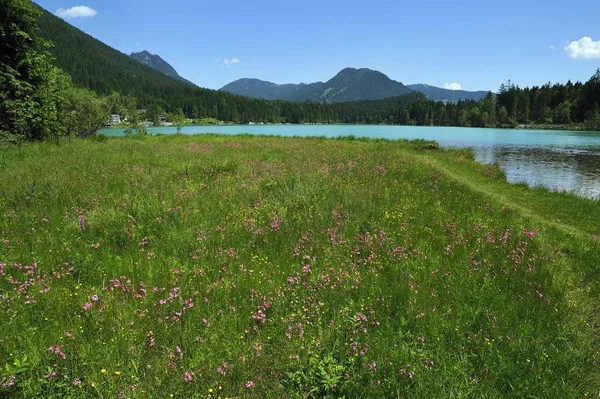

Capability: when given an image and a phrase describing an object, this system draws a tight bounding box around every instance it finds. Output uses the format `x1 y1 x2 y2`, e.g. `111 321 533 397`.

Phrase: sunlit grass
1 134 599 398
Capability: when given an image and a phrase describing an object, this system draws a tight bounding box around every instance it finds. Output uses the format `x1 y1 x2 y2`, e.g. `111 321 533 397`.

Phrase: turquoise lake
99 125 600 199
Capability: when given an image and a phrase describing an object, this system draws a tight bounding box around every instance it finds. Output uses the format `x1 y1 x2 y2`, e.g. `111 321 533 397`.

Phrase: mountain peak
129 51 195 86
335 67 381 77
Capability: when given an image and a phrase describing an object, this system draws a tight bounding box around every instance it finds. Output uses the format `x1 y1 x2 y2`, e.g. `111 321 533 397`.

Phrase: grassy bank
1 135 599 398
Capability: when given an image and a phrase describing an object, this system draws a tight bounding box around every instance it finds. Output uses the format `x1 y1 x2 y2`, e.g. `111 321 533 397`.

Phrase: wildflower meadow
1 134 599 398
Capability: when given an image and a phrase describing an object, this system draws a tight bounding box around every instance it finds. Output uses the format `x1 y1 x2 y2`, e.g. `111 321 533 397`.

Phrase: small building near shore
108 114 121 125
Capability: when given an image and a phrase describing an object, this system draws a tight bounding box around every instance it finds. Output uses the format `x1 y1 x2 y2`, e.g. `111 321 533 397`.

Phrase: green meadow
1 134 599 398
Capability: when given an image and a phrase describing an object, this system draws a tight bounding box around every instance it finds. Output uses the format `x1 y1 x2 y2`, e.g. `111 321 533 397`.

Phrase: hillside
407 84 490 102
129 50 195 85
221 67 413 103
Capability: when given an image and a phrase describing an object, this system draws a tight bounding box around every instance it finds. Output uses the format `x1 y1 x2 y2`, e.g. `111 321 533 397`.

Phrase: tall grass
0 135 599 398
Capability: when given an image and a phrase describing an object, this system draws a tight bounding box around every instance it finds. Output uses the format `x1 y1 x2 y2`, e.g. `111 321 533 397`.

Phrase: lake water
99 125 600 199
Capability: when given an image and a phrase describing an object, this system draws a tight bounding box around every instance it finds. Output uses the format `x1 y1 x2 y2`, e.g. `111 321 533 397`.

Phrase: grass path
411 152 590 239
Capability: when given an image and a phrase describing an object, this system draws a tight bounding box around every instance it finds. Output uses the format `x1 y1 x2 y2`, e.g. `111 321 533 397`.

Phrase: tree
578 69 600 121
170 109 186 134
497 107 509 125
585 103 600 131
63 87 113 139
147 105 164 127
553 102 572 125
517 90 530 124
0 0 59 140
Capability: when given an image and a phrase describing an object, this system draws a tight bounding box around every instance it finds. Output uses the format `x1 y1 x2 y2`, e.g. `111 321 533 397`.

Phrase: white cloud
444 83 462 91
549 45 556 51
565 37 600 60
224 58 240 68
56 5 98 20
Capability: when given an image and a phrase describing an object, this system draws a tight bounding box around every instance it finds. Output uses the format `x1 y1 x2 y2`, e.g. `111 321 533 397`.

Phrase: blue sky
36 0 600 91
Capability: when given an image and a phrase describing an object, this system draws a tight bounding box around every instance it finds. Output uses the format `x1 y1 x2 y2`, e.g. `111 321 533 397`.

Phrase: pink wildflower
369 361 377 373
183 371 194 382
45 365 57 379
48 345 66 360
1 376 16 387
217 361 228 376
270 217 281 231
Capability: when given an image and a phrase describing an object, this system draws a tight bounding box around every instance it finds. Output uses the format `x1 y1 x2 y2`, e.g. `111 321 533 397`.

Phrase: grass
0 134 599 398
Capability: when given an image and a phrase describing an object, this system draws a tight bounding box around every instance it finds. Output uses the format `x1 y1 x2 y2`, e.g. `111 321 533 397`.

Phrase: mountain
221 68 413 103
407 84 490 102
129 51 195 85
316 68 413 102
220 78 321 101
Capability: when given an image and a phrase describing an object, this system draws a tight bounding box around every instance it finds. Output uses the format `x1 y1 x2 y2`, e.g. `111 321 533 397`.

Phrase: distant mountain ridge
407 84 489 102
129 51 195 85
222 70 490 103
221 68 412 103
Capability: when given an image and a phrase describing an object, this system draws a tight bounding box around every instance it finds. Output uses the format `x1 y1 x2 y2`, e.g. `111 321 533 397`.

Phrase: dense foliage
0 0 59 141
494 75 600 130
0 1 138 142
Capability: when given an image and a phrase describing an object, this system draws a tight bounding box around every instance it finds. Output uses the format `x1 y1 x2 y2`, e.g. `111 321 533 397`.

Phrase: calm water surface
99 125 600 199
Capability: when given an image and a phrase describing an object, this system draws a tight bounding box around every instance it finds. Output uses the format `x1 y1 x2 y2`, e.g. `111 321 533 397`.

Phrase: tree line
332 73 600 130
